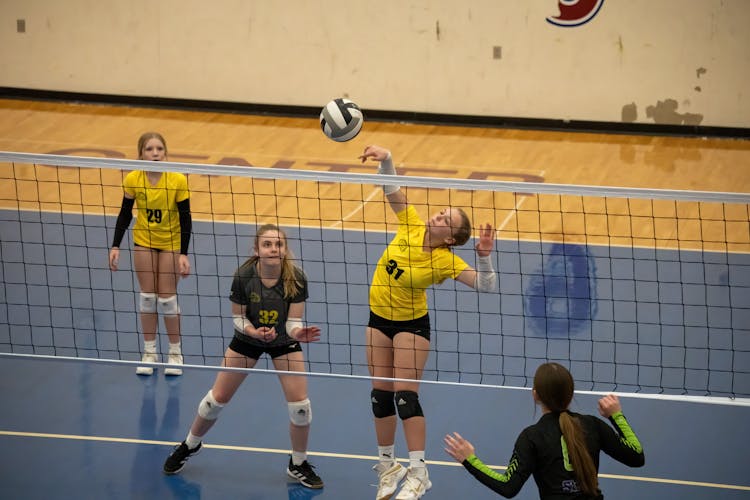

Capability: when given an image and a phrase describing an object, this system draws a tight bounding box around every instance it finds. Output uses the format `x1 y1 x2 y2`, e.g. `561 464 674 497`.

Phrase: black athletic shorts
229 336 303 360
368 311 431 341
134 243 164 253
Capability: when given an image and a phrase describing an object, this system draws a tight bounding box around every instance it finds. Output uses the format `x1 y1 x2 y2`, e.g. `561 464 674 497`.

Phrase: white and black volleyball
319 98 364 142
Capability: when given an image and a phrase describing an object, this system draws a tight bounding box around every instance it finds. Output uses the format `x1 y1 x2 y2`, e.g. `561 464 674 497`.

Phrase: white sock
143 340 157 354
292 451 307 466
168 342 182 354
379 445 396 464
408 451 426 471
185 432 201 450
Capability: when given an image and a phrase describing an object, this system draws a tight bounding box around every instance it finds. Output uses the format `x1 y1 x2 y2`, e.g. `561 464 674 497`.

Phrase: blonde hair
534 363 598 496
450 208 472 247
137 132 168 159
242 224 303 299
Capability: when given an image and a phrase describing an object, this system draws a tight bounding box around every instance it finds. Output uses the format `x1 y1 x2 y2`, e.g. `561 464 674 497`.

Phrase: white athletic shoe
164 352 183 376
395 467 431 500
136 352 158 375
373 461 407 500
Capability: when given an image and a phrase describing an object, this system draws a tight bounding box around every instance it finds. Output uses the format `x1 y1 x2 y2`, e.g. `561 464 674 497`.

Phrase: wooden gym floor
0 97 749 252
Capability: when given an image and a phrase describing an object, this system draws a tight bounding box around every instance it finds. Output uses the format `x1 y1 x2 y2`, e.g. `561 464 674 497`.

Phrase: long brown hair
137 131 168 159
242 224 302 299
534 362 598 496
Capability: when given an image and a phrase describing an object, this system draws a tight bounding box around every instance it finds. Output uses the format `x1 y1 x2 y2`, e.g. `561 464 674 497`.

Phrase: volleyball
319 98 364 142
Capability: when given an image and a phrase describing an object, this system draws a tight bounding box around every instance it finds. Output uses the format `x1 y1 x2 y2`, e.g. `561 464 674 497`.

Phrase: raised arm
597 395 645 467
455 223 498 292
359 145 407 213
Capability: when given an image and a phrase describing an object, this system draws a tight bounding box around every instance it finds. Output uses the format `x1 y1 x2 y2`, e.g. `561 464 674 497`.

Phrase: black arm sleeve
111 197 135 248
177 198 192 255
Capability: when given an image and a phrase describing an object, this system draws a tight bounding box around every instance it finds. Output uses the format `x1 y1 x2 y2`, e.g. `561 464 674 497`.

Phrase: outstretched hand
598 394 622 418
292 326 321 343
444 432 476 463
475 223 495 257
359 145 391 163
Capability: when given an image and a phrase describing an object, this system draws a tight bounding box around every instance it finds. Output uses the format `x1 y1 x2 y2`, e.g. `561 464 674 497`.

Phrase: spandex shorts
368 310 431 341
229 336 303 360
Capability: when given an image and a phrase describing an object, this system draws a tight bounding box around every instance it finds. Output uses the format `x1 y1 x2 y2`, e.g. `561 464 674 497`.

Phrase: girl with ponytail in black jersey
444 363 644 499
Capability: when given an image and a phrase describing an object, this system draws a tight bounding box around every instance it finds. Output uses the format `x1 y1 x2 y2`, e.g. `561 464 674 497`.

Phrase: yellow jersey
369 205 468 320
123 170 190 251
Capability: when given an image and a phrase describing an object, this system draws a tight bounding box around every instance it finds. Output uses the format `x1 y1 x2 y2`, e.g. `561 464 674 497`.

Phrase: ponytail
534 363 599 497
559 412 598 496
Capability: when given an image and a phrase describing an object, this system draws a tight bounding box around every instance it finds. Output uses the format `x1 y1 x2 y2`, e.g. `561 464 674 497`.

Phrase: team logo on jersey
546 0 604 27
562 479 580 493
250 291 261 303
398 238 408 252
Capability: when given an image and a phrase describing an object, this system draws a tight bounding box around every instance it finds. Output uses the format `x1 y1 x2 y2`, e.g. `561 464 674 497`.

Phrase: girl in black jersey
444 363 644 499
162 224 324 489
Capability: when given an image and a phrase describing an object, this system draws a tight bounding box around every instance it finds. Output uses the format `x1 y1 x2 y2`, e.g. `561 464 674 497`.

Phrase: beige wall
1 0 748 127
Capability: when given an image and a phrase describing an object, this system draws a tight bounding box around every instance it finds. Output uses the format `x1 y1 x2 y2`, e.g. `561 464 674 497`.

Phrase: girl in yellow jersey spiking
359 145 499 500
109 132 192 376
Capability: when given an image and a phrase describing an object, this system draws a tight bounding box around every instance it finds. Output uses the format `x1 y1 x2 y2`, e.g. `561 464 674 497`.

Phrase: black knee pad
395 390 423 420
370 389 396 418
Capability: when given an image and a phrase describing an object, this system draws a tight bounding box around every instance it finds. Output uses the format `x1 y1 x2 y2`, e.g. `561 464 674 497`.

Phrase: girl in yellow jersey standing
359 145 498 500
109 132 192 376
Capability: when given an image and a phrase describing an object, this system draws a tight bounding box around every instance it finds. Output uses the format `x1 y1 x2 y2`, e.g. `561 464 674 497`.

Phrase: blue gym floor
1 356 749 499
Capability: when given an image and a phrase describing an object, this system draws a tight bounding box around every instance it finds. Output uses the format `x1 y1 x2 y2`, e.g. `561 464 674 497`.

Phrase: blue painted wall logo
546 0 604 27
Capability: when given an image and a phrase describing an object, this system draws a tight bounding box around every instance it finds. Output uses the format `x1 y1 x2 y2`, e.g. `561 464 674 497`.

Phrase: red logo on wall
546 0 604 27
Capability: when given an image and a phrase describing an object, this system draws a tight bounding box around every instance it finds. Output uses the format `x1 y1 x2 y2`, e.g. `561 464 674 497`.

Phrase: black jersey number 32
386 259 404 280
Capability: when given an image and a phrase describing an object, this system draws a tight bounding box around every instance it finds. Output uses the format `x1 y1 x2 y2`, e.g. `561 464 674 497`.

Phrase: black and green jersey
462 411 644 499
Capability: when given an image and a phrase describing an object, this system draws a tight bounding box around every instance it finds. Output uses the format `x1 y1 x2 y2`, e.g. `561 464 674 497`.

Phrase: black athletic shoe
286 458 324 489
163 441 201 475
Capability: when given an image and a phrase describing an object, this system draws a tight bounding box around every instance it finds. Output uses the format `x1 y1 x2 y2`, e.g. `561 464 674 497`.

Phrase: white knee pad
197 390 224 420
288 398 312 426
157 295 180 317
139 292 157 313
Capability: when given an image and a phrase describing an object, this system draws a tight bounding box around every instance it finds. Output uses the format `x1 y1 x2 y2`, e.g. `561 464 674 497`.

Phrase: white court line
330 187 381 228
497 170 545 231
495 170 546 231
1 430 748 491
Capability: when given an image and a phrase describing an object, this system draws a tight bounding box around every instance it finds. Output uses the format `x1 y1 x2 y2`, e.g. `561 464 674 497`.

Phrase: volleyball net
1 151 749 398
